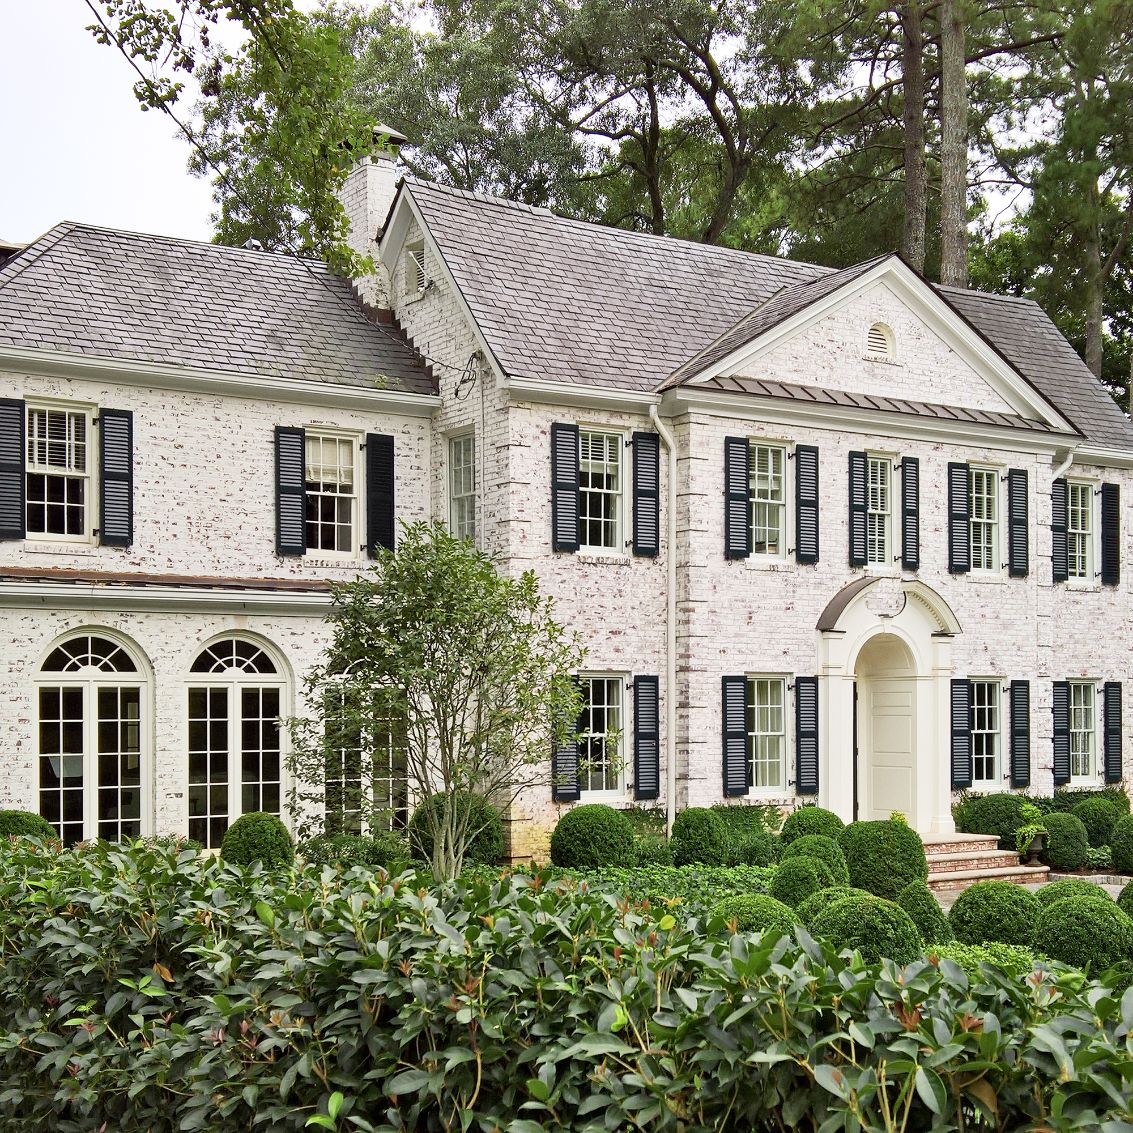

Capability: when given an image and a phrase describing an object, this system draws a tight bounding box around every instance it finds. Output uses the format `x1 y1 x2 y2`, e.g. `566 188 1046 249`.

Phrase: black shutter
551 423 580 552
947 463 970 573
0 398 25 541
950 679 972 789
1104 682 1122 784
633 675 660 800
901 456 920 570
722 676 749 797
1101 483 1120 586
632 432 660 557
1052 680 1070 786
848 450 867 568
1009 680 1030 788
552 678 582 802
98 409 133 547
1007 468 1028 578
274 426 306 556
724 437 750 560
795 676 819 795
1051 479 1068 583
795 444 820 564
365 433 396 556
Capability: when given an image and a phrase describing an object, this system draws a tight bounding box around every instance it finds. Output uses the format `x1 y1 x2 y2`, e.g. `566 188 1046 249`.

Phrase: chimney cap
374 123 408 150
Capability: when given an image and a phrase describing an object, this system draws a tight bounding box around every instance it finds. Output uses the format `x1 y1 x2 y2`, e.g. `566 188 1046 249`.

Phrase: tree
286 522 584 881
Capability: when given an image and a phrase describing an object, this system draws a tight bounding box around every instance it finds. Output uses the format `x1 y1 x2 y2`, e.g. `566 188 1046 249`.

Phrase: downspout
649 403 678 837
1052 448 1076 480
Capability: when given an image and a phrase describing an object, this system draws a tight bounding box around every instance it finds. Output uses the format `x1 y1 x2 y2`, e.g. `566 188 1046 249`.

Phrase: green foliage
1073 797 1123 848
780 805 844 845
711 893 798 940
726 830 775 867
953 792 1028 847
550 864 776 915
928 942 1040 982
630 832 674 867
769 855 835 909
712 801 781 837
0 810 56 840
620 806 666 837
1110 813 1133 873
218 812 294 868
671 807 730 867
896 881 954 945
1040 812 1090 872
298 830 409 871
1087 845 1114 869
839 819 928 900
810 895 924 965
1035 897 1133 973
410 792 505 869
949 880 1042 948
1036 878 1113 908
796 886 871 927
780 834 849 884
549 803 633 869
1118 880 1133 919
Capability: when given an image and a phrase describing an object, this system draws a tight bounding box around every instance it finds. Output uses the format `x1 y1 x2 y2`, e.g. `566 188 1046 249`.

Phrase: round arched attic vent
866 322 895 360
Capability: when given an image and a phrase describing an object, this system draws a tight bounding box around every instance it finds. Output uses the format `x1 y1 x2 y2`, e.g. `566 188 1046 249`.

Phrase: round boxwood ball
1040 812 1089 872
1111 815 1133 874
769 855 835 908
1073 798 1122 849
549 803 633 869
781 806 844 845
1036 878 1113 909
220 812 294 869
712 893 798 941
896 880 953 944
810 895 924 965
1035 896 1133 973
838 820 928 900
780 834 850 884
409 791 506 869
948 880 1041 948
1118 880 1133 919
953 793 1027 846
796 885 871 927
670 807 730 867
0 810 57 840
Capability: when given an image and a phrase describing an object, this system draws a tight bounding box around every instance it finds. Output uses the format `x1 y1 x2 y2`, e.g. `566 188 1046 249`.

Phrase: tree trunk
901 1 927 272
1084 217 1105 378
939 0 969 288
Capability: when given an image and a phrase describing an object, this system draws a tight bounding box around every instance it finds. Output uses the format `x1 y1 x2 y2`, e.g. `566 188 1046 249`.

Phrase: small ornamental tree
287 522 583 881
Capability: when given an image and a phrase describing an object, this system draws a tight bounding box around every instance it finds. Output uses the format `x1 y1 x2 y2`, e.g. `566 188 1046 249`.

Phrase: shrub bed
219 812 293 868
1073 797 1122 849
928 942 1040 981
809 895 923 965
1040 812 1090 872
711 893 797 939
779 834 849 884
1035 878 1113 909
726 830 775 866
896 880 953 944
549 864 777 915
1034 896 1133 973
298 831 409 871
670 807 730 866
410 791 506 869
769 855 835 908
948 880 1041 948
780 805 844 845
839 819 928 899
1111 814 1133 874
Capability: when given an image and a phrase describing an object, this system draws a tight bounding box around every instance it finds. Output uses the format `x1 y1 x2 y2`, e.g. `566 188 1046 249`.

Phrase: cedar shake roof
0 223 435 396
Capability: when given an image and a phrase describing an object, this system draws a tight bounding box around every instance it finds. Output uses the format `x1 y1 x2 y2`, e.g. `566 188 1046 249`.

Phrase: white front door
863 678 916 820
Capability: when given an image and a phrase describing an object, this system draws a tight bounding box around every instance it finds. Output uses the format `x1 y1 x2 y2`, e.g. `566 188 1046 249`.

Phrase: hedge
671 807 730 866
781 805 844 845
796 885 870 927
711 893 797 939
928 942 1041 982
953 792 1028 847
549 803 634 868
769 855 835 908
838 819 928 899
949 880 1041 948
1040 812 1090 872
297 831 409 871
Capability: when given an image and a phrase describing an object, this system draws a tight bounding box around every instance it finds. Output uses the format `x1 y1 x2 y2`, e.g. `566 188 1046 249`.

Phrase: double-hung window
304 433 358 556
746 676 786 790
969 467 999 572
1067 481 1093 581
578 675 624 795
578 430 623 552
866 456 891 565
750 443 786 557
449 433 476 542
970 680 1001 786
26 404 93 540
1069 680 1097 781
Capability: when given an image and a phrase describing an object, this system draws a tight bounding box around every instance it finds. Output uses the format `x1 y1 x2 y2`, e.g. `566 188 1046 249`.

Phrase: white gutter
649 404 678 837
1052 447 1078 478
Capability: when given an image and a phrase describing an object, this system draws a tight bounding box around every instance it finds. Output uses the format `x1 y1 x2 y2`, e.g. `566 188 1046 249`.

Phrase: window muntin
304 434 357 555
746 677 786 790
26 405 92 540
1069 681 1097 781
579 676 624 795
449 434 476 543
1067 481 1093 581
578 430 623 552
970 680 1001 786
866 456 892 566
970 468 999 572
750 443 786 557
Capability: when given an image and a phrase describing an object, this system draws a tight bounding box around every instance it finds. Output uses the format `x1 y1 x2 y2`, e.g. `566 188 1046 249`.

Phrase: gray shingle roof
0 223 434 396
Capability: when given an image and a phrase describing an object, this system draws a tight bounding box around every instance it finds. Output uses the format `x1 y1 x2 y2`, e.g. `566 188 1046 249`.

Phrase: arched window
187 637 286 848
37 632 148 846
866 322 895 360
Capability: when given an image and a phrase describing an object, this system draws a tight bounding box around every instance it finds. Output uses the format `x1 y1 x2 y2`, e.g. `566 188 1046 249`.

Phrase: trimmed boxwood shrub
1111 814 1133 874
1040 812 1089 872
1073 797 1122 849
781 805 844 845
780 834 850 884
411 791 506 868
948 880 1041 948
1050 786 1130 814
219 812 294 868
929 941 1039 981
671 807 730 867
1034 896 1133 973
1036 878 1112 909
953 792 1027 847
727 830 775 867
1118 880 1133 919
810 895 923 964
796 885 870 927
549 804 633 869
838 819 928 900
896 880 953 944
769 855 835 908
0 810 57 840
712 893 798 940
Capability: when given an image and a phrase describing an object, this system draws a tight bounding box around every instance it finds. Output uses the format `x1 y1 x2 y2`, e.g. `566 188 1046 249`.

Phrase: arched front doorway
855 633 916 821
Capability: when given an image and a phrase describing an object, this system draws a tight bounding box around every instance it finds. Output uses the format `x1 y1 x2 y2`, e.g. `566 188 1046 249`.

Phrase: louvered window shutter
901 456 919 570
552 678 582 802
795 676 819 795
795 445 820 564
1101 483 1120 585
1104 682 1122 784
365 433 396 556
848 451 867 568
721 676 749 797
633 676 660 800
1052 681 1070 786
0 398 25 541
551 423 580 552
950 679 972 789
274 426 306 556
1007 468 1028 578
1051 479 1069 583
632 432 660 557
1009 680 1030 788
947 463 970 573
723 437 750 559
98 409 133 547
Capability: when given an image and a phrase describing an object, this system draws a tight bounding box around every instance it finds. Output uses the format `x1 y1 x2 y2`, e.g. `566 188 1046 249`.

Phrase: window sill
579 791 629 803
301 557 364 569
24 541 97 555
576 552 631 567
744 556 791 572
1063 582 1101 594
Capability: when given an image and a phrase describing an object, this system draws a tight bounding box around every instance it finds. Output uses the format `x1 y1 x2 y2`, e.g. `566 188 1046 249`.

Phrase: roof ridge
0 223 76 294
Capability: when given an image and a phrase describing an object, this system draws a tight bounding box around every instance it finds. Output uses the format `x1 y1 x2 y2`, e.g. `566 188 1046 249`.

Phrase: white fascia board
508 376 660 415
0 346 441 417
684 258 1078 435
1066 445 1133 471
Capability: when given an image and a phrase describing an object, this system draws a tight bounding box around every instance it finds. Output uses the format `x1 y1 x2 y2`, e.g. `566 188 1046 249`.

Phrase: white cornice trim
508 376 659 414
0 345 442 416
1066 444 1133 470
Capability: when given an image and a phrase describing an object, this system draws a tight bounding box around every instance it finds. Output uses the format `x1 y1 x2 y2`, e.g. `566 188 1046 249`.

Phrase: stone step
922 833 1001 856
927 849 1023 874
927 864 1050 893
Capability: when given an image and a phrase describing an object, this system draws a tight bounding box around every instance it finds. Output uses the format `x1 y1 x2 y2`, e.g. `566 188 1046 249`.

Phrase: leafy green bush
298 831 409 871
726 830 775 867
410 791 506 869
1050 786 1130 814
780 805 844 845
630 832 674 866
1087 845 1114 869
928 942 1040 981
670 807 730 866
948 880 1041 948
711 802 770 841
549 804 633 869
952 792 1028 847
780 834 850 884
620 806 666 837
1040 812 1089 871
769 855 835 908
1073 797 1122 848
896 880 953 944
838 819 928 899
796 885 870 927
1111 814 1133 874
553 864 775 914
810 895 923 964
1035 878 1112 908
1034 896 1133 973
1118 880 1133 919
219 812 294 868
712 893 798 940
0 810 56 840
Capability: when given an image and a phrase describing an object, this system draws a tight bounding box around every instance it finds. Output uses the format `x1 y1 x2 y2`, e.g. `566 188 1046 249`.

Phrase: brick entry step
922 832 1050 893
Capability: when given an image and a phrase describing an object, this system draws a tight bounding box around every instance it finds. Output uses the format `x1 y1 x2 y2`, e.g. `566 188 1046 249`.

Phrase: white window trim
577 426 628 557
746 672 791 796
303 428 362 562
969 677 1005 789
448 431 477 545
749 440 791 562
1065 477 1098 587
406 243 427 297
864 452 895 570
969 464 1005 576
1068 679 1101 786
577 671 629 800
24 399 98 545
